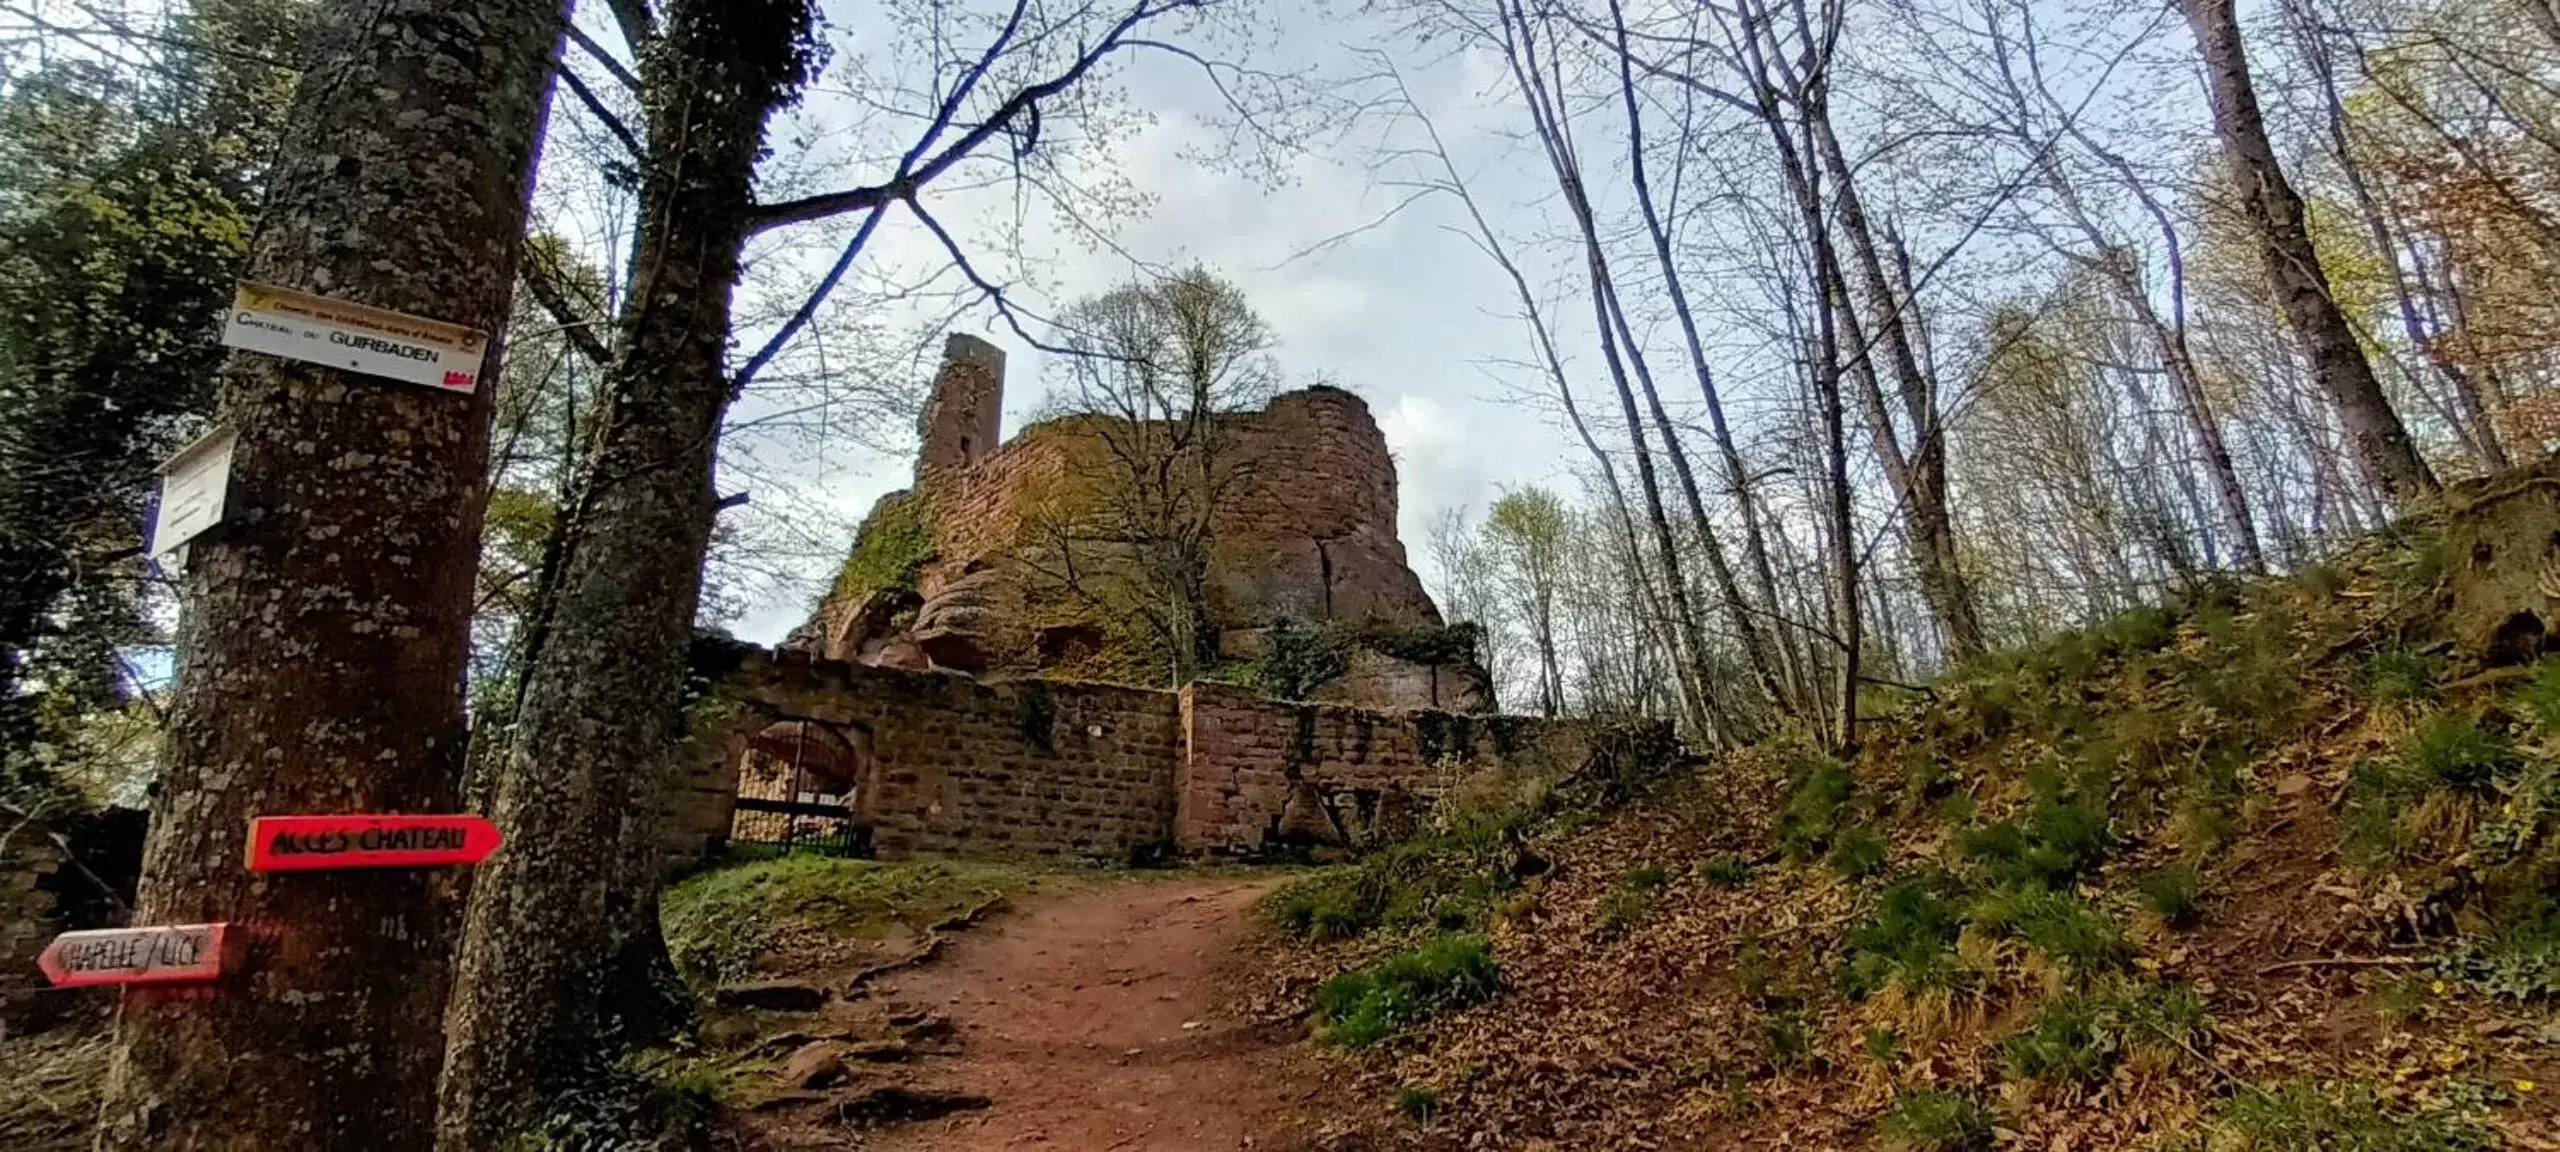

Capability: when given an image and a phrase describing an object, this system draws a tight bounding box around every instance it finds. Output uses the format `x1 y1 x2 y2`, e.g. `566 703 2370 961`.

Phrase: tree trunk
1807 112 1984 661
1604 0 1793 719
2180 0 2438 502
2285 0 2508 473
93 0 564 1144
437 0 808 1141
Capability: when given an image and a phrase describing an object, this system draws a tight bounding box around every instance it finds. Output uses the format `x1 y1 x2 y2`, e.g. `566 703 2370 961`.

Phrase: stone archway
725 716 876 857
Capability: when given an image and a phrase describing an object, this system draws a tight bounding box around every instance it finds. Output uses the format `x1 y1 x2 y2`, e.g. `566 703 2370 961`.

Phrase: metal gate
728 719 873 858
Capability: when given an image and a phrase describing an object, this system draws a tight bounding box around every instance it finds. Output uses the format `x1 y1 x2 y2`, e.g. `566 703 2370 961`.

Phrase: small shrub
1313 934 1500 1048
1700 856 1754 887
1861 1026 1902 1067
1598 866 1669 936
2137 864 2205 928
2375 976 2431 1021
2443 902 2560 1001
1877 1087 1995 1151
1736 931 1789 1006
1840 876 1967 1000
2358 649 2440 703
2004 995 2111 1084
2402 715 2516 791
2097 605 2175 655
2200 1079 2492 1151
2173 788 2239 858
1827 826 1889 880
1778 757 1858 860
1395 1084 1438 1123
1968 887 2128 979
2294 562 2348 598
1759 1009 1813 1070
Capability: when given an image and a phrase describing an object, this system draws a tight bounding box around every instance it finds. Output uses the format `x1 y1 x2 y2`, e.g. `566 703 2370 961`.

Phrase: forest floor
721 871 1332 1151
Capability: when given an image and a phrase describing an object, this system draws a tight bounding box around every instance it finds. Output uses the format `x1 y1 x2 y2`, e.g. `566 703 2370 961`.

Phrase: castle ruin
790 334 1485 712
660 337 1645 866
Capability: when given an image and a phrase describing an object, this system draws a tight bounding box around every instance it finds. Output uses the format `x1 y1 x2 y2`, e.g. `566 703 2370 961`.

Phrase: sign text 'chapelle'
220 281 488 394
246 814 503 872
38 923 234 988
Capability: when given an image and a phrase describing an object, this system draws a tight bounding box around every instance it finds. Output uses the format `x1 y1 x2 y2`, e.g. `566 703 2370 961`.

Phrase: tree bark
1806 112 1985 661
2284 0 2508 473
437 0 808 1141
94 0 565 1144
2180 0 2438 502
1604 0 1793 720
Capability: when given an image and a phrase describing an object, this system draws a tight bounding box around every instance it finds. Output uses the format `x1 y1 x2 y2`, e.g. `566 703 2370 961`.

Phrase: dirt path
852 875 1319 1151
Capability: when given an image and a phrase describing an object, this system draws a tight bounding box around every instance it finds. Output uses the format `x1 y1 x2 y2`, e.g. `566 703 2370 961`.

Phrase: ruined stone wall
664 645 1182 864
1206 388 1437 625
914 334 1004 475
905 387 1435 629
665 643 1637 866
0 834 66 1025
1173 680 1603 857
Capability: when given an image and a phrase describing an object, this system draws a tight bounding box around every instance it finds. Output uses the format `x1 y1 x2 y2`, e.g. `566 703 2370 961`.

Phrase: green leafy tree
0 0 303 802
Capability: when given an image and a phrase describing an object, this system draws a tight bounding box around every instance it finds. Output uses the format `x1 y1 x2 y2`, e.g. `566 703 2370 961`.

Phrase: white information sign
151 425 238 561
220 281 487 394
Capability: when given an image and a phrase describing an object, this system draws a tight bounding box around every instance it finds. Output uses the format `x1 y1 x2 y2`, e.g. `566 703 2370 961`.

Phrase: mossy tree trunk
92 0 565 1144
434 0 813 1141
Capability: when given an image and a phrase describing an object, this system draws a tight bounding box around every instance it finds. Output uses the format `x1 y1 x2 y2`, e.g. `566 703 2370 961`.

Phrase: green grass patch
2401 715 2516 791
2002 979 2209 1085
2136 864 2205 928
2003 994 2111 1084
1598 865 1670 936
1957 795 2112 890
1396 1083 1438 1123
1967 886 2128 980
2444 901 2560 1001
2512 658 2560 731
1839 875 1968 1000
1877 1087 1995 1151
1827 826 1889 880
2358 649 2441 703
1777 755 1858 861
1313 934 1501 1048
2194 1079 2492 1151
1699 855 1754 887
660 855 1024 987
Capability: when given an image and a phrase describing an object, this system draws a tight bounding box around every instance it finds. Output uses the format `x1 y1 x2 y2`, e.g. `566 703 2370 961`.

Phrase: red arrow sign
246 814 503 872
39 923 233 988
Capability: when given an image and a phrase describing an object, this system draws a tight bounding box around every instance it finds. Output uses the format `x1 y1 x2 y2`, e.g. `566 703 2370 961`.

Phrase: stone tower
916 333 1004 475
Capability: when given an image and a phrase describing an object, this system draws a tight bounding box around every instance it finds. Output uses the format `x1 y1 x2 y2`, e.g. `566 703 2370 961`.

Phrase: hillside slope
1256 498 2560 1149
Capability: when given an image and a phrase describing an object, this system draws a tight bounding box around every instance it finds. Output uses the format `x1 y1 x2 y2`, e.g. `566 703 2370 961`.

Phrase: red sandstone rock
789 336 1456 707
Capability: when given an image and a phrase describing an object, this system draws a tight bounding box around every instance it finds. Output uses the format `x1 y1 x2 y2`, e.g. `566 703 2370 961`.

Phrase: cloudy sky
670 2 1599 645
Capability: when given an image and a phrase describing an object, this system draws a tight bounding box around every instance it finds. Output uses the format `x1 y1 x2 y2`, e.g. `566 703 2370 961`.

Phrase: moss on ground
661 854 1027 987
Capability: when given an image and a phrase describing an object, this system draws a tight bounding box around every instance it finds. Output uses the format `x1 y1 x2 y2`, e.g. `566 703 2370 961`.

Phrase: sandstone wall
1206 387 1436 625
0 834 66 1025
666 642 1634 867
1173 680 1601 856
665 645 1181 864
796 369 1447 690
